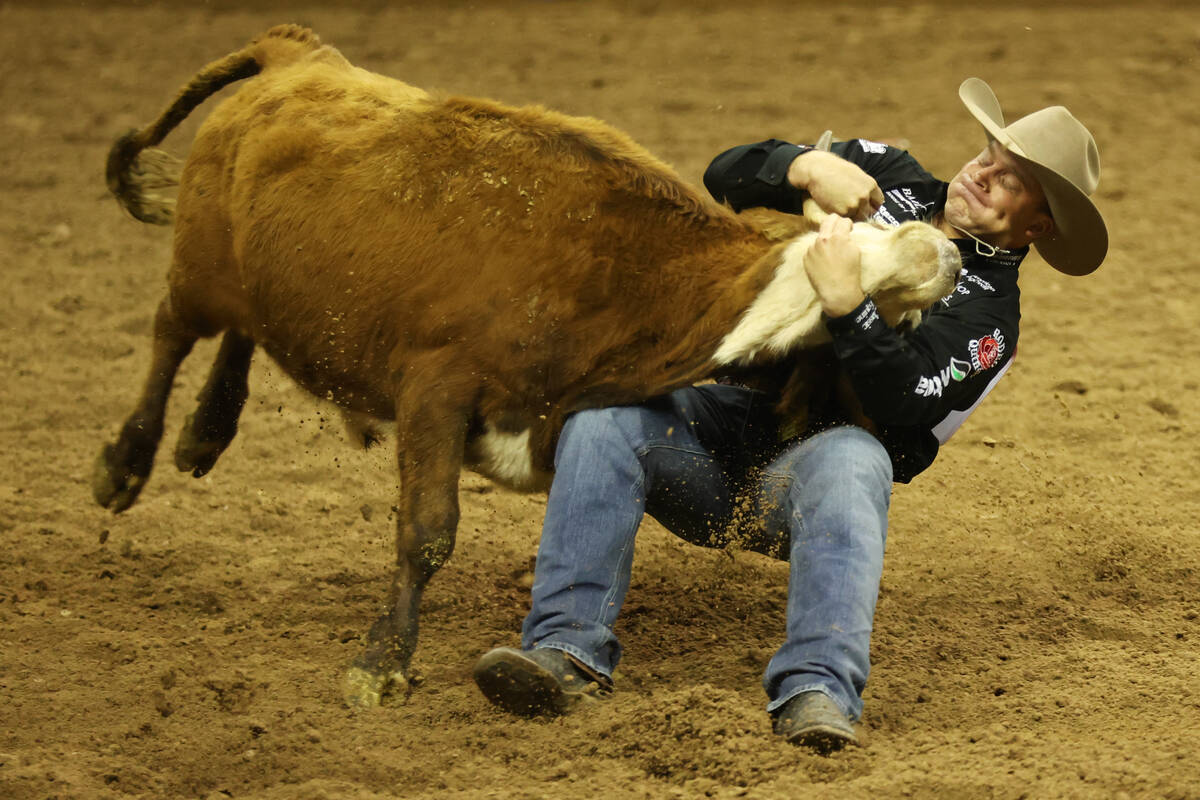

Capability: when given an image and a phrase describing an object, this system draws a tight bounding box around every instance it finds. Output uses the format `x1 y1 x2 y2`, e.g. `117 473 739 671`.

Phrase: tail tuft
106 130 181 225
107 26 323 227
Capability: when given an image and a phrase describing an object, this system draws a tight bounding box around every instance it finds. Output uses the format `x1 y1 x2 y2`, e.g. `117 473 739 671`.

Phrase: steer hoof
343 664 412 709
92 443 148 513
174 413 229 477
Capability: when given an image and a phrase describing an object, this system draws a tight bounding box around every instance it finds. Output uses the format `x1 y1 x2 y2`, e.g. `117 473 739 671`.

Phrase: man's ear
1026 212 1055 242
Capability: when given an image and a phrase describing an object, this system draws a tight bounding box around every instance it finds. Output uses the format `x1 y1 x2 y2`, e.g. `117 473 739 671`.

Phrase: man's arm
703 138 912 218
703 139 811 213
785 151 883 221
807 221 1016 430
802 215 867 317
825 293 1017 428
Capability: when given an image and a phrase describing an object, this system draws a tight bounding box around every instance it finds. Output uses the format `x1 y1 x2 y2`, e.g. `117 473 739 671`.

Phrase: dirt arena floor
3 2 1198 798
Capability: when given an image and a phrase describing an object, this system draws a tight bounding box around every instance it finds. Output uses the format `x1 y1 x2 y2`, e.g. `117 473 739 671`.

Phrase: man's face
943 140 1053 249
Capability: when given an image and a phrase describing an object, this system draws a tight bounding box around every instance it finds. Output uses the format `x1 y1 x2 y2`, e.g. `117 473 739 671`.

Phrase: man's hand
787 150 884 221
804 215 866 318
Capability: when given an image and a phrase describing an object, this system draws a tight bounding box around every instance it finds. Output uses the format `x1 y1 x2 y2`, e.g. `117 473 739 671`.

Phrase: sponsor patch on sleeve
915 357 971 398
853 299 880 331
940 269 997 307
969 328 1006 371
857 139 889 154
914 328 1007 398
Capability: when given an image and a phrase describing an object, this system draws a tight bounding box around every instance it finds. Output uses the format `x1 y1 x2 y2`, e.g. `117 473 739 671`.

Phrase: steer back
109 25 954 486
162 36 808 478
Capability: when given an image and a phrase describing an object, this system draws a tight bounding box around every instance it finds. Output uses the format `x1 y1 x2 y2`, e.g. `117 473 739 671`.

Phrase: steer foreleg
343 352 476 708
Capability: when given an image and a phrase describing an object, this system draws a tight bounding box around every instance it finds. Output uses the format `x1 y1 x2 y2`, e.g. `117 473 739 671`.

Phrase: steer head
855 220 962 328
710 215 961 369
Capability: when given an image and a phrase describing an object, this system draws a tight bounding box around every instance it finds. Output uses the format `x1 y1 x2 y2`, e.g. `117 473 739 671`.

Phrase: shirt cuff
754 143 811 186
825 296 883 335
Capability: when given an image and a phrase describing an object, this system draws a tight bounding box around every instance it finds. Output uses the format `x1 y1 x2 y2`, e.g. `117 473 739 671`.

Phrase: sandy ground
2 2 1198 798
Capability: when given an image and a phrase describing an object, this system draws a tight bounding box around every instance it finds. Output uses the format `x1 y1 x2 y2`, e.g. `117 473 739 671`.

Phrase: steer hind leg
174 330 255 477
93 296 199 512
344 357 475 708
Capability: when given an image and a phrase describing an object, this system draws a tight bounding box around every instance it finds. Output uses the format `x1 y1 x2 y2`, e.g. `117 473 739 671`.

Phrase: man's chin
942 199 974 231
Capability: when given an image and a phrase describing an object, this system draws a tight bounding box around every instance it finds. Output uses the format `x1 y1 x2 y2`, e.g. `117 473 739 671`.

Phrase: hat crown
1005 106 1101 198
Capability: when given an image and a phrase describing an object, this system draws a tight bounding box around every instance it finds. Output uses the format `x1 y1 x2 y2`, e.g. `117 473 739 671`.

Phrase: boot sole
782 723 858 754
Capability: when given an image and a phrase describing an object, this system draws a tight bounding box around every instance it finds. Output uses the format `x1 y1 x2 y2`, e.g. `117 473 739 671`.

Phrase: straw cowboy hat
958 77 1108 275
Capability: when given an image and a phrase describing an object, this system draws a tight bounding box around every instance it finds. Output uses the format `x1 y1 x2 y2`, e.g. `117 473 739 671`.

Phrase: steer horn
801 130 834 223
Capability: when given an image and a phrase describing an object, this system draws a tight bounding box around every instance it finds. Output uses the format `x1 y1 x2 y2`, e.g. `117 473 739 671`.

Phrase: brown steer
94 25 959 707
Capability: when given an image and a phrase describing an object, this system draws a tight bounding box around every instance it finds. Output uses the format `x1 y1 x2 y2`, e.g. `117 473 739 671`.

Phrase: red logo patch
975 336 1000 369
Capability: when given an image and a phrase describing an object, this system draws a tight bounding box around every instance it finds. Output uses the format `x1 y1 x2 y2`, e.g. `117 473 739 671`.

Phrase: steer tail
106 24 323 225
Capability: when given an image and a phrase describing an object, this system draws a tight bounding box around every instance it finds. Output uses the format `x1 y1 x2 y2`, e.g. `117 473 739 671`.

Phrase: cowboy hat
958 77 1107 275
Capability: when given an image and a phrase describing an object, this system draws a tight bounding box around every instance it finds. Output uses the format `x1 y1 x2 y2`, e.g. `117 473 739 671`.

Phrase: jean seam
593 470 644 625
635 442 713 460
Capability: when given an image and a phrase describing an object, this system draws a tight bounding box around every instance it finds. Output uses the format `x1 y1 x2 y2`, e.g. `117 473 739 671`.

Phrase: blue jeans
521 385 893 721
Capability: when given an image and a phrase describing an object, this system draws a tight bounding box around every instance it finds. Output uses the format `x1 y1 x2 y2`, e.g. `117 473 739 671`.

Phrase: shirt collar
953 237 1027 269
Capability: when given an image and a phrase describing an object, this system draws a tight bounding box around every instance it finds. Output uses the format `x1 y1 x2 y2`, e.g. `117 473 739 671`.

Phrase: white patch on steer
472 424 547 491
712 222 957 366
713 234 826 366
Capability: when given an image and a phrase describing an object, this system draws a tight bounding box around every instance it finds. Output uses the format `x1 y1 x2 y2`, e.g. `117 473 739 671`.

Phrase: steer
94 25 960 707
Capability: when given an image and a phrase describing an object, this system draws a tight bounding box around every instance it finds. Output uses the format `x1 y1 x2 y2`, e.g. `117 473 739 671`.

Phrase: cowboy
473 78 1107 753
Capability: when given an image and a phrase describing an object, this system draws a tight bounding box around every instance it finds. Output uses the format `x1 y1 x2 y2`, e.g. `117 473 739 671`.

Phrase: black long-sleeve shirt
704 138 1023 482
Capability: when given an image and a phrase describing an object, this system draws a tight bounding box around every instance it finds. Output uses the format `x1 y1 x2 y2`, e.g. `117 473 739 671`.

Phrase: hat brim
1022 162 1108 276
958 79 1107 276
